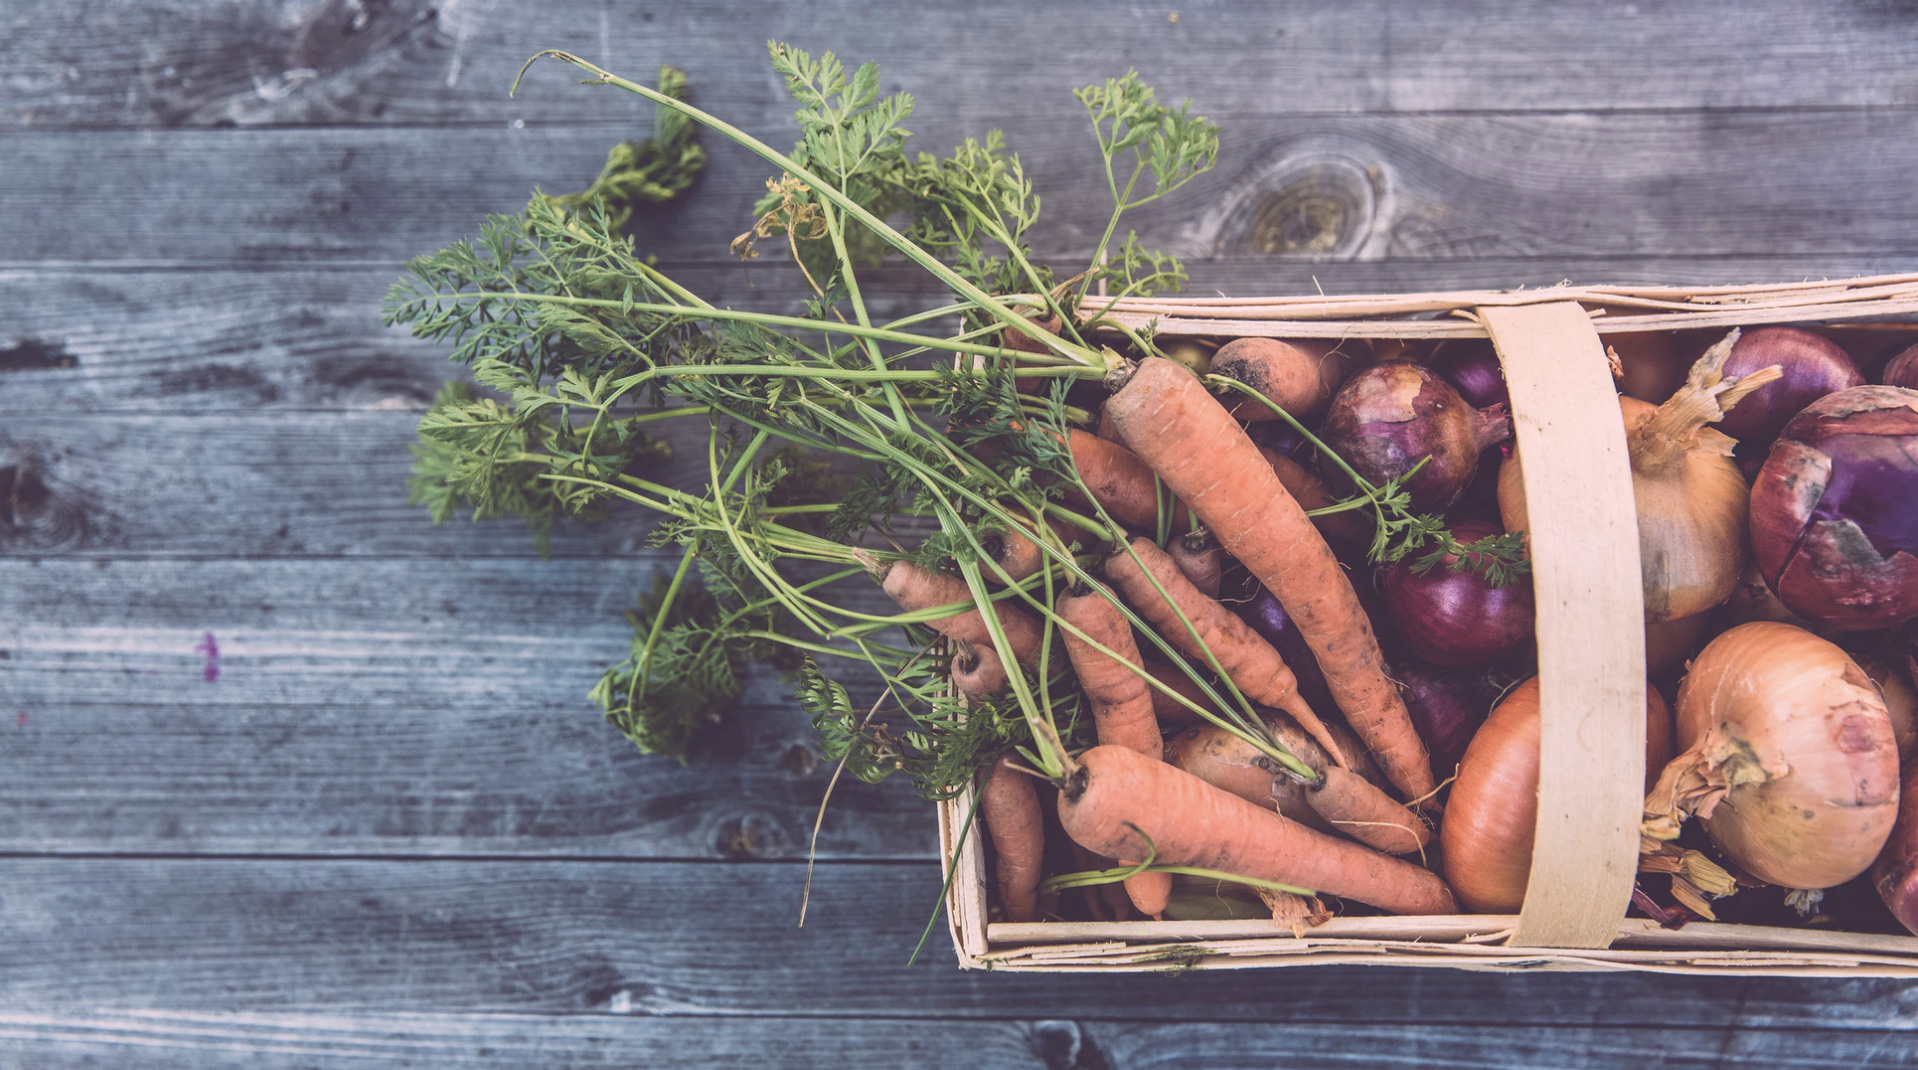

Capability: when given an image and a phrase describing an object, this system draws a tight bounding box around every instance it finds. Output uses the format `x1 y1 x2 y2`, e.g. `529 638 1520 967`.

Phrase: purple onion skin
1245 418 1310 460
1319 362 1512 512
1874 764 1918 936
1881 344 1918 391
1750 386 1918 631
1378 518 1536 668
1716 327 1865 443
1429 339 1509 410
1242 586 1337 717
1390 657 1496 775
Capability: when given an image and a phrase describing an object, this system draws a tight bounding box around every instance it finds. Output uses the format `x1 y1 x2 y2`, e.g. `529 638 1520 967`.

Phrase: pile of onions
1712 327 1864 444
1442 676 1673 913
1391 658 1498 776
1643 622 1899 891
1499 331 1780 623
1320 362 1513 512
1377 519 1535 668
1748 386 1918 631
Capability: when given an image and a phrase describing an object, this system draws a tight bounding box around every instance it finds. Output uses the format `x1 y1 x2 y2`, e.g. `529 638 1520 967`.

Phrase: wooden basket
940 273 1918 975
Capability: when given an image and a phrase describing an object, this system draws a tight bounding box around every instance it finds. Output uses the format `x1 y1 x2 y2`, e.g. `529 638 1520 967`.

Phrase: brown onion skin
1442 677 1673 913
1873 764 1918 936
1714 327 1864 443
1749 386 1918 631
1378 519 1535 669
1671 622 1900 889
1882 344 1918 391
1645 612 1712 680
1856 653 1918 763
1321 362 1512 512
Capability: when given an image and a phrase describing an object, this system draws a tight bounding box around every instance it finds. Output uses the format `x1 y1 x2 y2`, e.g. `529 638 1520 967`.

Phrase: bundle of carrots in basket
386 43 1918 938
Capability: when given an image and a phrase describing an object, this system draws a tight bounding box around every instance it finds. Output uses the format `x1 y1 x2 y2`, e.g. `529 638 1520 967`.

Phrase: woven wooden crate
941 273 1918 975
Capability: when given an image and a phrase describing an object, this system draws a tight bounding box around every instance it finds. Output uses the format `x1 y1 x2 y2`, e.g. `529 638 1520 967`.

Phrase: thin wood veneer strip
1480 302 1647 950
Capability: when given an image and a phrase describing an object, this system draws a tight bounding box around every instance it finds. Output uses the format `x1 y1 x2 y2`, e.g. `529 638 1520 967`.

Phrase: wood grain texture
5 1012 1918 1069
0 556 921 858
9 110 1918 268
4 858 1918 1031
13 262 1918 416
7 0 1918 130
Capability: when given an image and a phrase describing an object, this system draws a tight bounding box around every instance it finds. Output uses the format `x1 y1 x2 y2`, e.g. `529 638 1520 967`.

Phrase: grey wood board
4 1012 1916 1070
14 258 1918 416
3 858 1917 1035
8 0 1918 130
11 110 1918 268
0 555 923 858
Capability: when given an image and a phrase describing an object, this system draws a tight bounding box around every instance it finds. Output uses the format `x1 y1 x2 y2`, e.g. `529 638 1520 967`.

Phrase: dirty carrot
950 640 1009 703
1064 429 1186 531
1105 357 1437 800
871 557 1044 665
980 754 1045 923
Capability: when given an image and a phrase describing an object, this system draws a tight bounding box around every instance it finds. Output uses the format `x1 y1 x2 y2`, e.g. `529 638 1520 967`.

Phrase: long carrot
1259 446 1369 544
1057 745 1457 915
1103 536 1353 770
1105 357 1437 800
980 754 1044 923
1055 581 1172 917
871 558 1044 665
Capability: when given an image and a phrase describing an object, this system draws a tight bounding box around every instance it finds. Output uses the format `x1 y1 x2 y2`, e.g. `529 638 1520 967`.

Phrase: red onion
1319 362 1512 512
1378 519 1535 669
1390 658 1498 776
1881 343 1918 391
1874 764 1918 936
1750 386 1918 631
1241 585 1337 717
1429 340 1508 409
1714 327 1864 444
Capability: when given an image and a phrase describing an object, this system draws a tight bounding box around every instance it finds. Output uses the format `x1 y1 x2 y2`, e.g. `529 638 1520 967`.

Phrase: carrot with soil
980 754 1046 923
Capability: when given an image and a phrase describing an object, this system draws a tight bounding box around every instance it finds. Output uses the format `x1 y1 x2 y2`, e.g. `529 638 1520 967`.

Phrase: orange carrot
875 558 1043 665
1069 841 1136 921
1105 357 1436 800
1103 536 1353 770
1064 429 1188 531
1056 582 1172 916
950 640 1008 704
1095 404 1127 445
982 522 1045 585
1168 529 1224 598
1309 766 1431 856
1259 446 1369 544
980 755 1044 923
1211 338 1355 421
1057 745 1457 915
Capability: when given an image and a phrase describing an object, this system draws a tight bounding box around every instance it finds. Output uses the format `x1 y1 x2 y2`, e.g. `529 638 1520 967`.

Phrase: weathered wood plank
7 0 1918 130
8 111 1918 268
12 259 1918 414
5 1012 1918 1070
0 556 922 858
3 858 1918 1035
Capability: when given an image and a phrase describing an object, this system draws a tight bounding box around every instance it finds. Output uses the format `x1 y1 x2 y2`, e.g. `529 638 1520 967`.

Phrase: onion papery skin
1668 621 1900 890
1392 658 1498 777
1442 677 1673 913
1749 386 1918 631
1715 327 1864 444
1882 344 1918 391
1856 653 1917 763
1378 519 1535 669
1873 764 1918 936
1624 395 1753 623
1320 362 1512 513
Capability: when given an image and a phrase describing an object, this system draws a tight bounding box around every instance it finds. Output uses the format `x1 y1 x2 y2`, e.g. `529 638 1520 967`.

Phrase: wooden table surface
6 2 1918 1065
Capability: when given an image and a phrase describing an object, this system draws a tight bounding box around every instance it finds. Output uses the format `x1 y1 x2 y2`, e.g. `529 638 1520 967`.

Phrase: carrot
1210 338 1354 421
1004 313 1063 397
980 754 1045 923
1103 536 1353 770
981 522 1046 585
1064 429 1187 531
1095 404 1127 445
1056 582 1172 917
874 558 1043 665
1057 745 1457 915
1259 446 1369 544
1168 529 1224 598
950 640 1008 704
1069 841 1136 921
1142 655 1213 725
1308 766 1431 856
1105 357 1437 801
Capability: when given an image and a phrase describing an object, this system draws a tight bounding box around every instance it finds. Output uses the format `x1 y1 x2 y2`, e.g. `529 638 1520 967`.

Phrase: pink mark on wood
14 711 25 727
194 631 220 683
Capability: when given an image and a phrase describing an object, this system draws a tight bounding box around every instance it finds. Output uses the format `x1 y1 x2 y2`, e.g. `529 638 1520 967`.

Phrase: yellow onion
1442 677 1673 913
1501 330 1780 623
1643 621 1900 890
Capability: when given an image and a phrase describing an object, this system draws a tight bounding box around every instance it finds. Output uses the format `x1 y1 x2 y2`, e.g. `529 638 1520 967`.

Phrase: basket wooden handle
1478 302 1647 949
